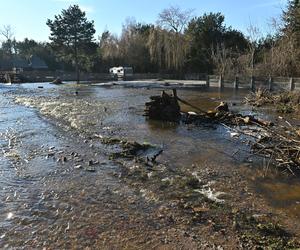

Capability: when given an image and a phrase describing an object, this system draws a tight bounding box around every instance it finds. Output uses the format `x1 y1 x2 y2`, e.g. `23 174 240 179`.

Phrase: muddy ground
0 82 300 249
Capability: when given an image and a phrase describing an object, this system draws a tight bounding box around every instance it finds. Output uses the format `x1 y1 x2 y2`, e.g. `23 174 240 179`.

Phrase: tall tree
186 13 226 73
46 5 96 83
186 12 248 74
283 0 300 36
0 25 16 57
157 5 193 33
246 24 261 76
147 6 192 73
16 38 38 58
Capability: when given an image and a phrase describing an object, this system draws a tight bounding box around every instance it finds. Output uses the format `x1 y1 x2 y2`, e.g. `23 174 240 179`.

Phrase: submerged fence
205 75 300 91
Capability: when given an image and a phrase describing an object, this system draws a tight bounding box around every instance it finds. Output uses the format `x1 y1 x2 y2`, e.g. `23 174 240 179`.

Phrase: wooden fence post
219 75 224 89
234 76 239 90
250 76 255 91
206 75 210 88
290 77 295 91
268 76 273 91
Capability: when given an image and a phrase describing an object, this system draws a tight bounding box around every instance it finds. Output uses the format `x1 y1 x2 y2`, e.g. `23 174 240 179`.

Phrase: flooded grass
0 82 300 248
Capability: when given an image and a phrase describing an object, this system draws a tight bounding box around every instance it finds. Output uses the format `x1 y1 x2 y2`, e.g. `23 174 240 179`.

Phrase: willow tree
100 21 155 72
47 5 95 83
147 6 192 72
99 31 120 61
147 28 189 71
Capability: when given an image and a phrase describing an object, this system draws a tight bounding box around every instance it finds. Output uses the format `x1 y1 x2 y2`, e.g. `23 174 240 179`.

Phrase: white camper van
109 66 133 80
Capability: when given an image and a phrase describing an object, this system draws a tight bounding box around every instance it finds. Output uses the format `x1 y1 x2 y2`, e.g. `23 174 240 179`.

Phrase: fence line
1 70 300 91
206 75 300 91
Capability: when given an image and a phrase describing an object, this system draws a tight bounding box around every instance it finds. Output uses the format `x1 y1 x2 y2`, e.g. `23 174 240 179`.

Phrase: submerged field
0 82 300 249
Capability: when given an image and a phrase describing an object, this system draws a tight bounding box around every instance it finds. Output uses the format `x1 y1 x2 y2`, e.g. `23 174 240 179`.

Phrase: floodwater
0 81 300 248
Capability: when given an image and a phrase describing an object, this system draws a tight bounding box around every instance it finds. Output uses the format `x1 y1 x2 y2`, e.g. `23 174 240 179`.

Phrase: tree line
0 0 299 80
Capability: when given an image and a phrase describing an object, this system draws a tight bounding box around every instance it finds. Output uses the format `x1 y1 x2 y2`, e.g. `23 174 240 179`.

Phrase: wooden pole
250 76 255 91
268 76 273 91
234 76 239 90
206 75 210 88
290 77 295 91
219 75 224 89
172 88 177 98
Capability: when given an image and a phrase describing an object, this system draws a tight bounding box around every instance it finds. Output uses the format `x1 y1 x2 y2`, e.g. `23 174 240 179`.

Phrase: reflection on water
255 178 300 218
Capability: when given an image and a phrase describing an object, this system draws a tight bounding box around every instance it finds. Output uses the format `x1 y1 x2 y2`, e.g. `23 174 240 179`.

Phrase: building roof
0 59 12 70
29 55 48 69
0 55 48 70
12 57 29 68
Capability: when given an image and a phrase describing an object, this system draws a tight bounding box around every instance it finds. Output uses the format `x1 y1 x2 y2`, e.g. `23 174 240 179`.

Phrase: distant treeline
0 0 299 77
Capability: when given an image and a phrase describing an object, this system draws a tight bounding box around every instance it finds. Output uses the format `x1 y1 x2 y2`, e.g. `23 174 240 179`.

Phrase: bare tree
247 23 262 76
0 25 15 56
0 25 14 41
254 16 299 77
157 6 193 33
211 43 234 77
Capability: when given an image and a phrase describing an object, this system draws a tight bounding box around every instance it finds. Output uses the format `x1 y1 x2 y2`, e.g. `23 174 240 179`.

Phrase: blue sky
0 0 287 42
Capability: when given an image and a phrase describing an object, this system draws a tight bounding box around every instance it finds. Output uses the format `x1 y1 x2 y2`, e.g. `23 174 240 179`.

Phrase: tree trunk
76 63 80 84
74 38 80 84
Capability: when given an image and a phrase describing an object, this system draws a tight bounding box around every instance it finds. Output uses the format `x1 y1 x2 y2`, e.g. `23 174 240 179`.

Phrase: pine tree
283 0 300 36
47 5 96 83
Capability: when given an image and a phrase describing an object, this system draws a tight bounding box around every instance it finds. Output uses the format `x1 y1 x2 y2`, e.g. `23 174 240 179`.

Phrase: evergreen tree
283 0 300 35
280 0 300 75
47 5 96 83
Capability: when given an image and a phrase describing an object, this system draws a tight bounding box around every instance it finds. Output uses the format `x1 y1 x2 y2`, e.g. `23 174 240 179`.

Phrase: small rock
192 207 210 213
71 152 78 157
74 165 82 169
85 166 96 172
75 158 83 162
47 152 55 157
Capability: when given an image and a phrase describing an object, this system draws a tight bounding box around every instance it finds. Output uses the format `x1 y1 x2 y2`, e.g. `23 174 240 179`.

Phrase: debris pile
249 124 300 175
145 89 300 175
245 88 300 113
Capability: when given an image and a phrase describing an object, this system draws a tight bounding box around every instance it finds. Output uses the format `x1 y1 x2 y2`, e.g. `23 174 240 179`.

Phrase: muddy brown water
0 81 300 248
